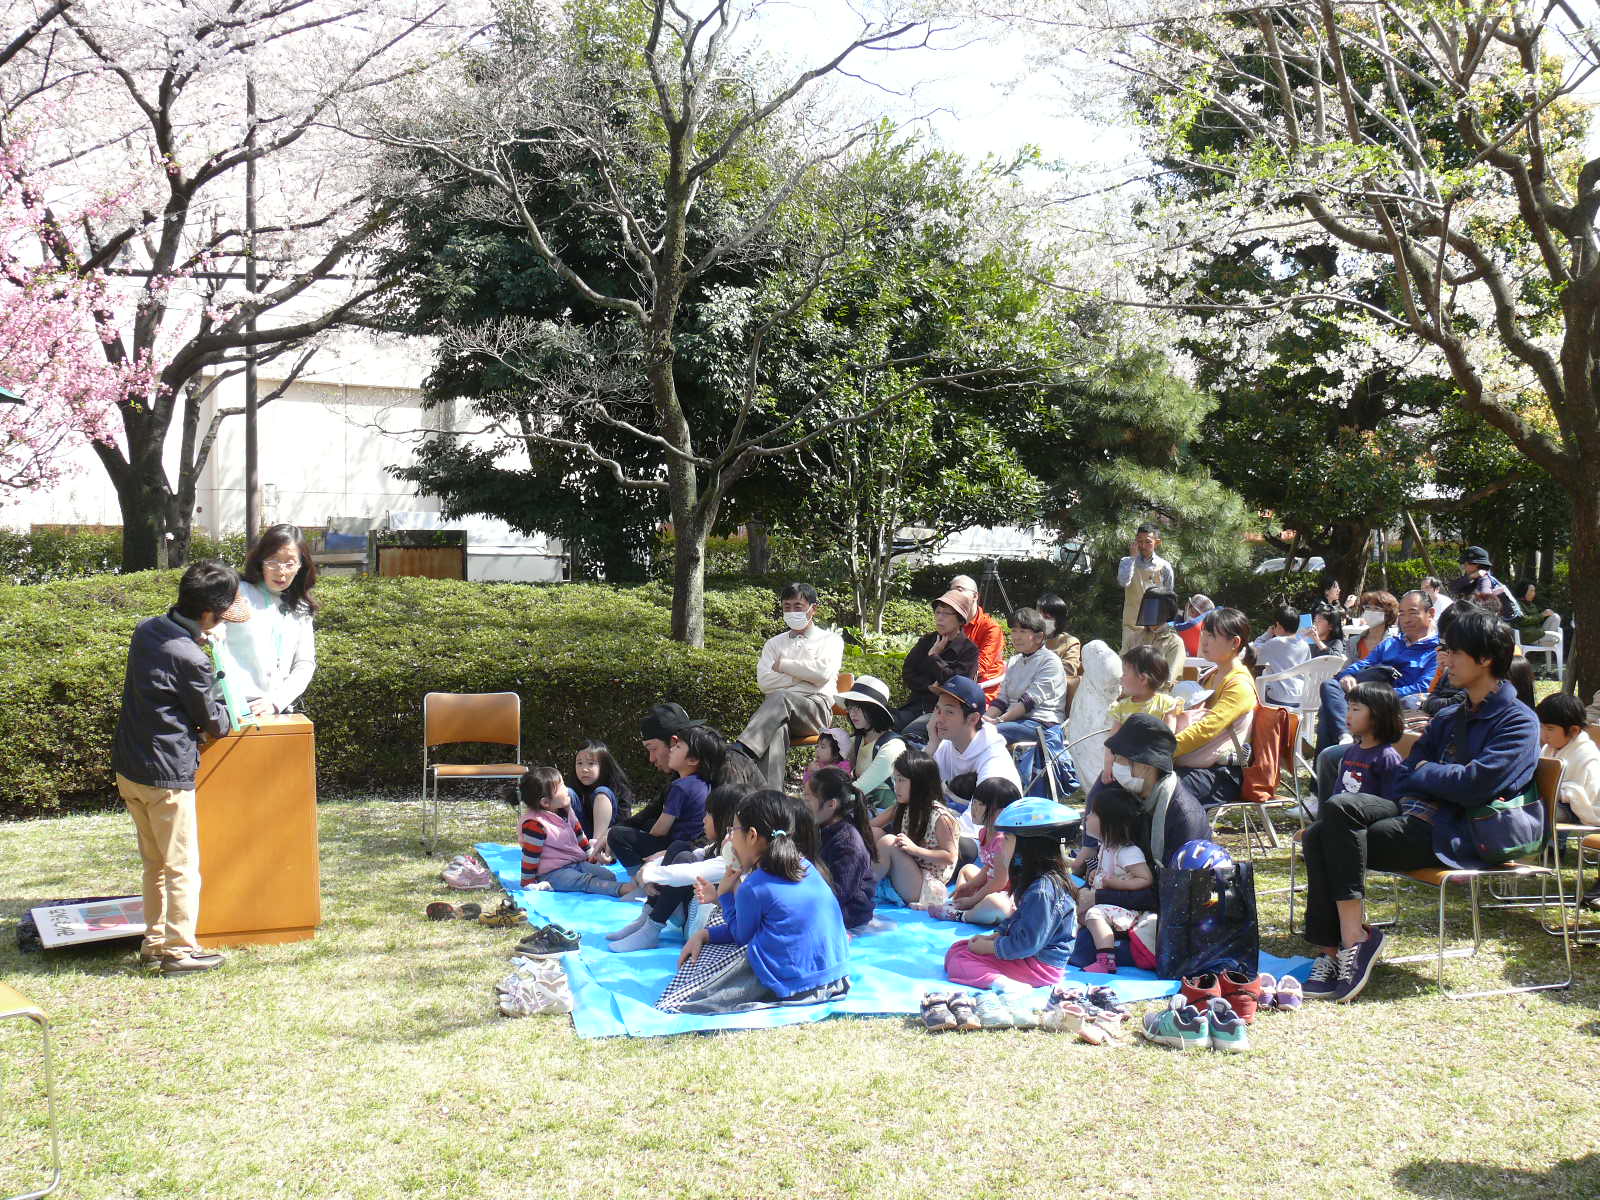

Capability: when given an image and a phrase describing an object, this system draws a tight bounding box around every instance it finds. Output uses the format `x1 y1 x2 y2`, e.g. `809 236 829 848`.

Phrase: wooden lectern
194 714 321 947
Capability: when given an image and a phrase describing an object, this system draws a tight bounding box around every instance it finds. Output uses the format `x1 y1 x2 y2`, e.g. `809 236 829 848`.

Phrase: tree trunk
1567 491 1600 701
113 465 171 573
670 504 709 648
745 521 771 576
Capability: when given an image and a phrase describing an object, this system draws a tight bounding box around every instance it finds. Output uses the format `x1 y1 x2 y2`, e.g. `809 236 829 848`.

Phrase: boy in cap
113 561 244 974
1453 546 1522 621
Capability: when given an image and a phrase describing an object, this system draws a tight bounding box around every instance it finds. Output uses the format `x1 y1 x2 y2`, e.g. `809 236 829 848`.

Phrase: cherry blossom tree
1 0 479 566
0 137 156 496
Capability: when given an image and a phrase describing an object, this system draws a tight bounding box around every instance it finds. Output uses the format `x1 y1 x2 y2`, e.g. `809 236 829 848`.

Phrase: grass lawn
2 792 1597 1200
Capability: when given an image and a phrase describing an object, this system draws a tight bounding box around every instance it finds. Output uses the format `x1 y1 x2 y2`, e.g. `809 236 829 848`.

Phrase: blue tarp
476 843 1313 1039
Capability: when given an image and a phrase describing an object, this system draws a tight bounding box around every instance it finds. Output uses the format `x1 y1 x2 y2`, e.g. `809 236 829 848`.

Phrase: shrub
0 574 774 814
0 528 249 585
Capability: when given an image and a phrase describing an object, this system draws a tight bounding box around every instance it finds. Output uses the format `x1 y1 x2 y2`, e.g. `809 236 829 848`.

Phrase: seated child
516 767 638 897
1536 693 1600 826
1108 645 1183 735
1315 682 1406 808
804 728 853 786
803 768 877 933
662 790 850 1014
1072 785 1154 974
571 739 634 856
917 776 1021 926
944 824 1077 988
1251 604 1312 707
608 783 751 951
870 749 960 905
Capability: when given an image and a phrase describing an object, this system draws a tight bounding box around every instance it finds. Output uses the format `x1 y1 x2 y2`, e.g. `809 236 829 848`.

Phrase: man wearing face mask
733 582 844 788
1068 715 1212 968
1313 589 1439 756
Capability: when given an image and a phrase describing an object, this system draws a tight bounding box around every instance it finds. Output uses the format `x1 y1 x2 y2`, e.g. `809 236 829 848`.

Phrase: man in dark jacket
894 590 979 742
113 561 241 974
1299 608 1538 1004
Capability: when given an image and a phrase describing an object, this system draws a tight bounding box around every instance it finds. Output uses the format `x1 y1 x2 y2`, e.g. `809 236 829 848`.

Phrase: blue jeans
1315 678 1349 756
992 718 1058 784
542 861 624 896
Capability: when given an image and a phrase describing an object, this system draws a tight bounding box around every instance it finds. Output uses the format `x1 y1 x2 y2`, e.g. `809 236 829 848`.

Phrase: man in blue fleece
1299 608 1539 1003
1314 589 1439 755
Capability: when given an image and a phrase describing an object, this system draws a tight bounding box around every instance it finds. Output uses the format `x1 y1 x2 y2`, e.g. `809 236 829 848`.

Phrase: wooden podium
194 714 321 947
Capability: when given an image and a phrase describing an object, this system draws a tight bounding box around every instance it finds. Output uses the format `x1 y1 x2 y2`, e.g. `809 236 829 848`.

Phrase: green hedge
0 528 249 585
0 574 942 814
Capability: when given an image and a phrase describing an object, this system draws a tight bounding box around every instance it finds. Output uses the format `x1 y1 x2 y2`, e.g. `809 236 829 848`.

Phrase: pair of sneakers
1303 926 1385 1003
1251 973 1304 1013
515 923 581 956
440 854 494 890
1139 994 1250 1052
497 958 573 1017
920 991 979 1032
1040 983 1128 1044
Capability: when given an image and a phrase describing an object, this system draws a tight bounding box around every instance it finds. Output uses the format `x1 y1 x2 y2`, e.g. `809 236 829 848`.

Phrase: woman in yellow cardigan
1174 608 1256 809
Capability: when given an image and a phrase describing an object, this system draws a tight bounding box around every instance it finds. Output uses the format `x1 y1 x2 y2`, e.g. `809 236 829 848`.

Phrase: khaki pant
738 690 833 790
116 773 202 959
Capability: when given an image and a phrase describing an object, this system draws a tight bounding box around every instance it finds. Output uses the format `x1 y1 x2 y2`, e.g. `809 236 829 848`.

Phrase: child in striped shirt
517 767 639 897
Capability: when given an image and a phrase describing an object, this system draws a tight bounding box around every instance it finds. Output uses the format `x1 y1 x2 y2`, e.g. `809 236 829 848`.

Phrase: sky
744 3 1143 173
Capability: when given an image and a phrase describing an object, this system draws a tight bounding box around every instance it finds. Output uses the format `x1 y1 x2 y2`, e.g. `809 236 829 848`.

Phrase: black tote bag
1156 862 1259 979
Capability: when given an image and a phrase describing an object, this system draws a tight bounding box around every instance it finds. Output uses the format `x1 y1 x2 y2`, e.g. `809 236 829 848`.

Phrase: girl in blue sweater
659 790 850 1014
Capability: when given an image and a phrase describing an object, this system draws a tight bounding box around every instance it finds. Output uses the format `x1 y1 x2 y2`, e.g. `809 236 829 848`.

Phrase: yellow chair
1 983 61 1200
421 692 530 853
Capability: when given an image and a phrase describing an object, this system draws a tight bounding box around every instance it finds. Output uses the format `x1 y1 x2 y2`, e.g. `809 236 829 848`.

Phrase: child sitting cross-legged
1073 785 1154 974
661 790 851 1014
516 767 639 897
1108 645 1183 735
917 776 1021 926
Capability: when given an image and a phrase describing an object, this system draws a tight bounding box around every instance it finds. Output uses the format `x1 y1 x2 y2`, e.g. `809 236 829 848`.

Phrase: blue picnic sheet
475 843 1313 1039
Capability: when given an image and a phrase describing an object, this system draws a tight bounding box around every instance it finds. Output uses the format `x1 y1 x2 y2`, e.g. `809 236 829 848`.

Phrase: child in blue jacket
661 790 850 1014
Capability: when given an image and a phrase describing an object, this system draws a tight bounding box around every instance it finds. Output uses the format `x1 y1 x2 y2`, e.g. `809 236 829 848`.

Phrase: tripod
978 557 1013 618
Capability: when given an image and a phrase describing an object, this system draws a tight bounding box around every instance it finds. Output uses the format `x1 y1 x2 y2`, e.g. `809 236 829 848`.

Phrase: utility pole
244 74 261 545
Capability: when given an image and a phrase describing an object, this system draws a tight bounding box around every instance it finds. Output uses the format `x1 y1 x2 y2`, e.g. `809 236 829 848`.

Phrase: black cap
1104 713 1176 774
1460 545 1492 567
640 703 704 742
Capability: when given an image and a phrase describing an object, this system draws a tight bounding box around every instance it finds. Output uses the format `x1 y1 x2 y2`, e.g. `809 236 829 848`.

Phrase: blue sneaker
1205 997 1250 1053
1139 997 1210 1050
1334 926 1385 1003
1302 954 1340 1000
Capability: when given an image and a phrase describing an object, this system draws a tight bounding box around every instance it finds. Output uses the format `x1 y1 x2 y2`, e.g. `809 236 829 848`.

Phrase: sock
606 913 650 941
609 919 665 953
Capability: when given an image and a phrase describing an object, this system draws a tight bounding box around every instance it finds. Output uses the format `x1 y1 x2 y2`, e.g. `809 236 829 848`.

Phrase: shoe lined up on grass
920 991 957 1032
947 993 982 1032
1139 996 1211 1051
1218 969 1261 1023
1204 997 1250 1053
515 923 580 956
478 899 526 928
497 973 574 1018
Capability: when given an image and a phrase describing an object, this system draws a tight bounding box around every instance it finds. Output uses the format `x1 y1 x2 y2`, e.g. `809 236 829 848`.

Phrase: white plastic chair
1522 627 1563 680
1255 656 1345 779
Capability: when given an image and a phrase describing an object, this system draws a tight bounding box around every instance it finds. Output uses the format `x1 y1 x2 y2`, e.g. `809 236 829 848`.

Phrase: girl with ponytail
660 790 850 1014
804 767 878 933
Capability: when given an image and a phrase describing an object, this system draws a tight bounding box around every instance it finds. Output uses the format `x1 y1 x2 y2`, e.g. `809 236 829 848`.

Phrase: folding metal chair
791 672 855 749
1375 758 1573 998
421 691 529 854
1 983 61 1200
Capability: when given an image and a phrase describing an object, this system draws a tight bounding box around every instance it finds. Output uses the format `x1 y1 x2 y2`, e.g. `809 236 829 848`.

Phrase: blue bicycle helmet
1170 839 1233 871
993 797 1082 837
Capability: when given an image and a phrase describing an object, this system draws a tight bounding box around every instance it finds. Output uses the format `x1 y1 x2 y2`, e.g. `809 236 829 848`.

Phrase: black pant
610 825 674 874
1301 792 1438 948
1176 764 1241 810
647 843 700 925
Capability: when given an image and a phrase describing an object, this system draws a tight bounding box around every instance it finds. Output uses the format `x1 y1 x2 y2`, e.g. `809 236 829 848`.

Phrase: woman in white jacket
217 524 319 716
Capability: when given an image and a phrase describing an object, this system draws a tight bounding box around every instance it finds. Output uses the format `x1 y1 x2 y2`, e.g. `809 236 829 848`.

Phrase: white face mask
782 610 810 630
1362 609 1386 628
1111 762 1147 795
1042 617 1056 634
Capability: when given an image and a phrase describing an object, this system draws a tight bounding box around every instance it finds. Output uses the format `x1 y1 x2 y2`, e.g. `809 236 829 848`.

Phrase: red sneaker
1180 973 1222 1008
1219 969 1261 1024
